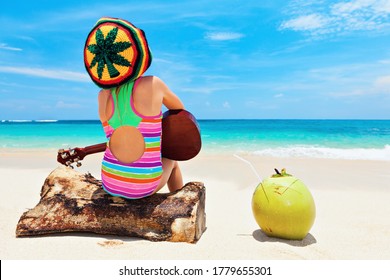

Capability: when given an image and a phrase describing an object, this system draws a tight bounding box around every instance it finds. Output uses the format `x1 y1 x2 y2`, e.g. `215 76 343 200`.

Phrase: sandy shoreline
1 149 390 260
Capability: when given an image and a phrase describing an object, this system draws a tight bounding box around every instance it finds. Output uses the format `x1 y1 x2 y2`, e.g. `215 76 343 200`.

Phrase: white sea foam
7 120 32 122
1 119 59 122
34 120 58 123
252 145 390 161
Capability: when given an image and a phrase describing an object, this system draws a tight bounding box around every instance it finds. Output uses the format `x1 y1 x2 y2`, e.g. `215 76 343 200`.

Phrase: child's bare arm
153 77 184 110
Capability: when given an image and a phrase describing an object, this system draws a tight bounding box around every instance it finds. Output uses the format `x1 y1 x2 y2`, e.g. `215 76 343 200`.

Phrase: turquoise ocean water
1 119 390 161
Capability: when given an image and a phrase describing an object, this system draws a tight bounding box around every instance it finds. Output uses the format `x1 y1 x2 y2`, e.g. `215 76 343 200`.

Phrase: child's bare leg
167 160 183 192
155 158 183 193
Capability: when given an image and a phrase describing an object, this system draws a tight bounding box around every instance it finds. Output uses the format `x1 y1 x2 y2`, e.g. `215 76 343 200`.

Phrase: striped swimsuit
101 80 163 199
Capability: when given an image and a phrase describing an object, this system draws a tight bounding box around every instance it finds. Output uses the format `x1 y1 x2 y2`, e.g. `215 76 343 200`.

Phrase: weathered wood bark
16 166 206 243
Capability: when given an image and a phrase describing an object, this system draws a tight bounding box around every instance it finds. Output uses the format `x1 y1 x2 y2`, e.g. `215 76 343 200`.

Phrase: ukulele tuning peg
58 149 65 154
69 149 76 156
76 162 82 167
61 153 69 159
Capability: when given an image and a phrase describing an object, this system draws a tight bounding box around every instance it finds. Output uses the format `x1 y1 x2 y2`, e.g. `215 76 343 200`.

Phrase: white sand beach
1 149 390 260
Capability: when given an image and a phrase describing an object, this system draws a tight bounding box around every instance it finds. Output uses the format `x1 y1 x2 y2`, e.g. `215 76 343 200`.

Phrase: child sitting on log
84 17 185 199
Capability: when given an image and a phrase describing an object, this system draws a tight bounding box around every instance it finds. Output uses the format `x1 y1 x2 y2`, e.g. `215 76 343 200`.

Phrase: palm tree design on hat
88 27 132 79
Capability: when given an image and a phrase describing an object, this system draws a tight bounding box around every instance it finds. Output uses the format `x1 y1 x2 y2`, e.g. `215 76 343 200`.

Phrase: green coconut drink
252 169 316 240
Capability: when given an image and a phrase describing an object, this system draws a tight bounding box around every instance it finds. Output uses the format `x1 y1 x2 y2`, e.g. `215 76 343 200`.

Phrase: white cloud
331 0 374 14
274 93 284 98
375 75 390 87
375 0 390 13
280 14 328 31
374 75 390 94
205 32 244 41
0 43 22 51
223 101 231 109
280 0 390 37
0 66 89 82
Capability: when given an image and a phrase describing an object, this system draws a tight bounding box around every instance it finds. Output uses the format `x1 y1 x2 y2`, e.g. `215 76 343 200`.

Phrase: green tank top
108 81 142 129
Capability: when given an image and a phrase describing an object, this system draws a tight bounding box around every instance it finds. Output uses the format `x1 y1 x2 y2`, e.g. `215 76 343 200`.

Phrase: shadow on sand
252 229 317 247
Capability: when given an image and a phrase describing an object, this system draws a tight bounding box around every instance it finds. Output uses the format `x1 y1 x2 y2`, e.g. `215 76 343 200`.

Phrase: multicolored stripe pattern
100 81 162 199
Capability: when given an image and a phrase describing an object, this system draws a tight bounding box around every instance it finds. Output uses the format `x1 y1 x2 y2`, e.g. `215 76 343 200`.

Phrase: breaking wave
251 145 390 161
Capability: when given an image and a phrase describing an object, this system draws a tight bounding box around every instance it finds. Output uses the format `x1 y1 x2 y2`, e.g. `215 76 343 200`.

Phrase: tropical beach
1 142 390 260
2 1 390 278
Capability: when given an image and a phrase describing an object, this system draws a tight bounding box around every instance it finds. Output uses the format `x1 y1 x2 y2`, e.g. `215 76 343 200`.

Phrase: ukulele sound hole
109 126 145 164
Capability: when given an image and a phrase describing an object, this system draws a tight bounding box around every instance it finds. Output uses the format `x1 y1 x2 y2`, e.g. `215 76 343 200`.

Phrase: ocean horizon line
1 118 389 160
2 118 390 122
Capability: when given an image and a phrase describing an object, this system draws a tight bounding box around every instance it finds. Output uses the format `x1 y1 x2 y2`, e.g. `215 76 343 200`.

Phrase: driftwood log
16 166 206 243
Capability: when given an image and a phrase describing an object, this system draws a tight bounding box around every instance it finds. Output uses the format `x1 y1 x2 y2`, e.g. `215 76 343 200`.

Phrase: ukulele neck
84 142 107 155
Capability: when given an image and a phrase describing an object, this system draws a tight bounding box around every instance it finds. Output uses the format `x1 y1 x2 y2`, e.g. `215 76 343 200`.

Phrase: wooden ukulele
57 109 202 168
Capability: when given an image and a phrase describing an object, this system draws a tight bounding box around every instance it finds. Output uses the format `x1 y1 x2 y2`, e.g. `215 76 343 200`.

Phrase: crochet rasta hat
84 17 152 89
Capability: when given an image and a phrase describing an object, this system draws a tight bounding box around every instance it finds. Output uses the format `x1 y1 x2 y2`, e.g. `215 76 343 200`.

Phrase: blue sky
1 0 390 120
